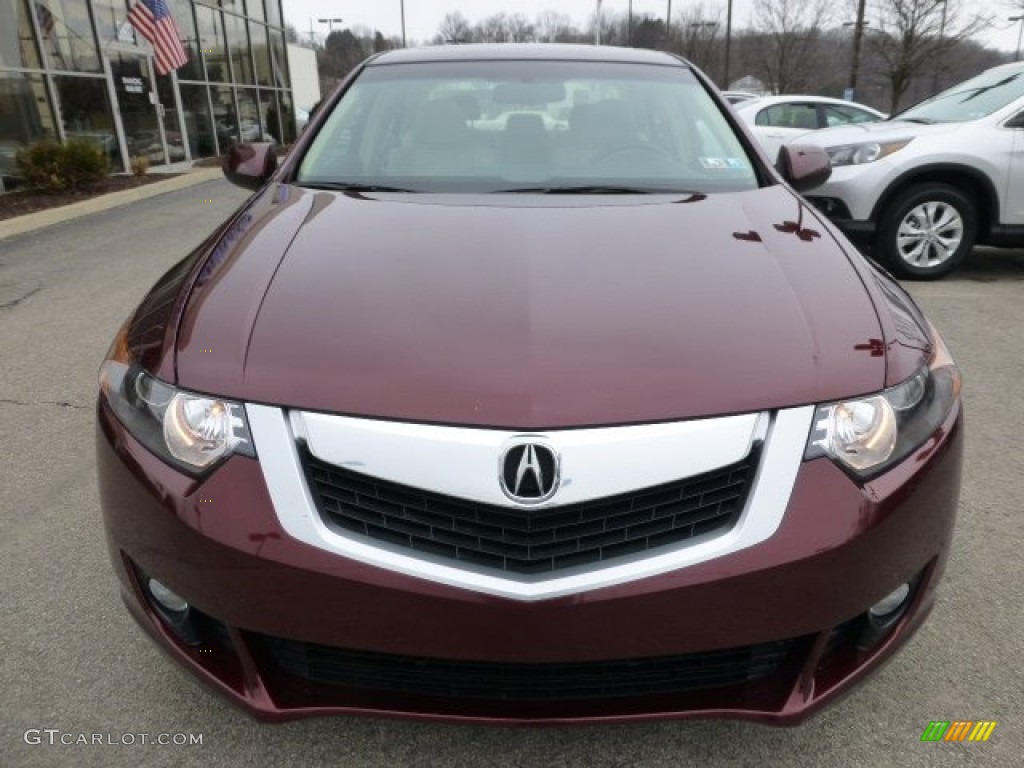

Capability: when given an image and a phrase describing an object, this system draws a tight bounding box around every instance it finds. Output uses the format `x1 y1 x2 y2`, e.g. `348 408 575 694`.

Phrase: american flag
127 0 188 76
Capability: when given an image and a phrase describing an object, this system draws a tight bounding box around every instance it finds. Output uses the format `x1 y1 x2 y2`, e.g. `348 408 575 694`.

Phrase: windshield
297 60 758 194
897 68 1024 124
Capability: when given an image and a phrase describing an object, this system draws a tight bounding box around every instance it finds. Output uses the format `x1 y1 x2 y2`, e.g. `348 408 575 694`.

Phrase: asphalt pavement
1 181 1021 767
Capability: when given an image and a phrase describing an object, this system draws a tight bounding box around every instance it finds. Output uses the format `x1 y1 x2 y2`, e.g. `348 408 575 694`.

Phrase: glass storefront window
195 4 228 82
154 63 187 162
210 84 237 147
1 0 44 69
53 75 117 163
235 86 261 141
276 87 295 144
168 0 203 82
250 21 270 87
257 87 278 142
91 0 128 47
224 12 253 85
1 0 297 182
245 0 263 24
108 53 168 166
180 83 216 157
37 0 101 73
264 0 280 29
0 71 58 180
267 28 287 90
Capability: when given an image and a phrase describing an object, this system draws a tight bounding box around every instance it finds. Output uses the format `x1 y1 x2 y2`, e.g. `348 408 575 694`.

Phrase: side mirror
222 142 278 190
776 144 831 193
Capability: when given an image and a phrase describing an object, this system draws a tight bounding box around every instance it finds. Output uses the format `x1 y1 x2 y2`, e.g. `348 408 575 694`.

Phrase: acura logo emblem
500 441 560 504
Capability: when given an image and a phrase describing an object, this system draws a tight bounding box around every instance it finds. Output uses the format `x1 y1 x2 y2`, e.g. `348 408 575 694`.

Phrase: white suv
796 62 1024 279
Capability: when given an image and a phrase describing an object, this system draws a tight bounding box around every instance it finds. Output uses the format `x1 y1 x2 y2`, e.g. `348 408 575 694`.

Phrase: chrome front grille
301 446 759 576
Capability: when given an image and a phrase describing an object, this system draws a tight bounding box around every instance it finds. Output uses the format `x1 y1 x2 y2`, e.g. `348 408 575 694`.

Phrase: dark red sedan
96 44 963 725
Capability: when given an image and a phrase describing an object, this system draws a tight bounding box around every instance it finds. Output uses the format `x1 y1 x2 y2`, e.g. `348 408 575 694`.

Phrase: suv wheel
875 183 977 279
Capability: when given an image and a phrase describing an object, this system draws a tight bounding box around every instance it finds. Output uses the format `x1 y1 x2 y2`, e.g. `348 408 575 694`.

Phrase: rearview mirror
222 142 278 190
492 81 567 105
776 144 831 193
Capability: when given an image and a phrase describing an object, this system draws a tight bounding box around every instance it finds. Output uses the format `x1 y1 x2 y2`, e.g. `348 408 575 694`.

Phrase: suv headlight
826 140 911 167
805 323 960 478
98 325 254 474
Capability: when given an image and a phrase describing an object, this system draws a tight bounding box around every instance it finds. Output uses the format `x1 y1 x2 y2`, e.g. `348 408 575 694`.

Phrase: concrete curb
0 168 224 242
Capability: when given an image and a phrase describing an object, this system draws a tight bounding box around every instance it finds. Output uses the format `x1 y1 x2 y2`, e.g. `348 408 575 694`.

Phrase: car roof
735 95 883 113
368 43 687 67
981 60 1024 76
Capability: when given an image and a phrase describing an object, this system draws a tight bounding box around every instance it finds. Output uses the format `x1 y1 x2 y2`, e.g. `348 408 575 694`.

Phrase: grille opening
255 633 798 702
300 445 760 576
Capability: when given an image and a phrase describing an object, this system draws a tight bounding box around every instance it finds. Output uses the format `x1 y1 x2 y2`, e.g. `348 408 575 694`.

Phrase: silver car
733 95 885 161
795 62 1024 279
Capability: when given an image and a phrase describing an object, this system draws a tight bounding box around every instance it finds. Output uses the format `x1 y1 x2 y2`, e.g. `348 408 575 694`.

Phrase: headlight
826 140 911 167
99 327 254 474
805 324 960 478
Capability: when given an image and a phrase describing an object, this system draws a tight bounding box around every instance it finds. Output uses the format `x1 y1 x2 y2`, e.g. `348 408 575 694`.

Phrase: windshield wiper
497 185 685 194
898 117 937 124
295 181 419 193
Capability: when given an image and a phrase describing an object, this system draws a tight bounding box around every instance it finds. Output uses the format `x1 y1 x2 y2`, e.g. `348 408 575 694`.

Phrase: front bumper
804 159 903 244
96 397 963 725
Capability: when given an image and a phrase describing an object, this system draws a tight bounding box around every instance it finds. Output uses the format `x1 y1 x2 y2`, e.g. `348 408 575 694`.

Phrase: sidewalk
0 166 224 242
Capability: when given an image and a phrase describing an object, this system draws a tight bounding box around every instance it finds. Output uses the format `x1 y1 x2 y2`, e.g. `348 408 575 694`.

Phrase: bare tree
867 0 991 112
436 12 472 44
624 15 667 50
535 11 572 42
748 0 834 94
506 14 537 42
476 13 511 43
674 3 724 73
322 29 366 79
589 8 623 45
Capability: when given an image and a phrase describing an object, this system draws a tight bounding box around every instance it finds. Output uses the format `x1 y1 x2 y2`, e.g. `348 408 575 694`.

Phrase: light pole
845 0 869 102
723 0 733 89
595 0 603 46
400 1 406 47
318 17 343 38
688 21 717 65
1012 15 1024 62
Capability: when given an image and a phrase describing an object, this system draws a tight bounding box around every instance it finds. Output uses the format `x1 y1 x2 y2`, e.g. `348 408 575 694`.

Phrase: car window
754 103 818 130
898 69 1024 123
297 60 759 194
824 105 879 126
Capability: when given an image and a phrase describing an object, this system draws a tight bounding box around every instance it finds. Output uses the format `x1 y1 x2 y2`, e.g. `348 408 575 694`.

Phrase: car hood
796 119 963 148
174 184 886 428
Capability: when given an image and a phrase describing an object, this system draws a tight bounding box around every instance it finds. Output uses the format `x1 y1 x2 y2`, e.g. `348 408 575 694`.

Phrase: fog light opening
868 583 911 623
856 581 914 652
148 578 189 614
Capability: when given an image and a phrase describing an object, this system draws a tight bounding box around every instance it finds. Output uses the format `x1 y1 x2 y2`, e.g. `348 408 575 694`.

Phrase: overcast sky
281 0 1024 54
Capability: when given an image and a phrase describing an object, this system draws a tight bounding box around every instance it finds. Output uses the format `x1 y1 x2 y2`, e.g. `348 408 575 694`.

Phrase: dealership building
1 0 300 184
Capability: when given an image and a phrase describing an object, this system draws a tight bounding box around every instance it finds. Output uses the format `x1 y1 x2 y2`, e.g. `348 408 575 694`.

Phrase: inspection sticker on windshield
700 157 748 170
